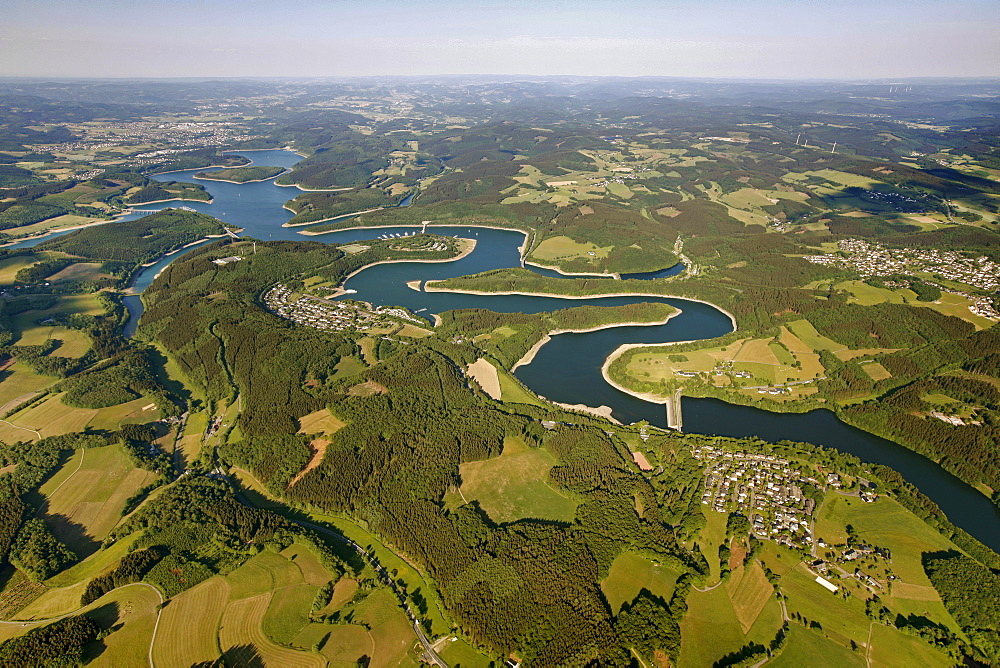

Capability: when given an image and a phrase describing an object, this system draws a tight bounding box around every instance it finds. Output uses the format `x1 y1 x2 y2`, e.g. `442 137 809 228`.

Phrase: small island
194 165 286 183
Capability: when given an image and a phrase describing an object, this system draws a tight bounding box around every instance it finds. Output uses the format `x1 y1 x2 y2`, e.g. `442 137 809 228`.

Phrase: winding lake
14 149 998 549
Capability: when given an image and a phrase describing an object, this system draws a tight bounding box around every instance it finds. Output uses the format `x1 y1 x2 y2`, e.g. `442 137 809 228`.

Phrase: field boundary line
0 419 40 439
37 448 86 516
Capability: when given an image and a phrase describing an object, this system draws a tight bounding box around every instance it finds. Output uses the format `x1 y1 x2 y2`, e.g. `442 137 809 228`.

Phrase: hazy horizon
2 0 998 80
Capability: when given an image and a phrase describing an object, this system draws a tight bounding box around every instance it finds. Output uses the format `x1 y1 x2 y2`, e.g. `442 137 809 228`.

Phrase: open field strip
41 444 159 555
466 358 501 400
0 255 42 283
8 393 98 438
219 593 325 668
151 577 229 667
725 562 774 634
678 585 748 668
868 622 954 668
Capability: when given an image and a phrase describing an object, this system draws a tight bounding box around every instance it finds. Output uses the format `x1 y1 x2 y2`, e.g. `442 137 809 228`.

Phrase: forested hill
38 209 230 267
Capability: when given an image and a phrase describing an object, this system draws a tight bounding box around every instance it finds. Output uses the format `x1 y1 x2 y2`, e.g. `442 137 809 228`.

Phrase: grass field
86 397 161 431
459 436 578 524
352 587 419 668
39 443 159 556
219 593 325 668
786 319 844 352
768 625 866 667
8 392 98 438
780 563 871 648
86 584 162 667
438 636 492 667
176 409 208 464
311 623 373 663
529 235 610 264
47 262 113 282
0 362 55 411
0 255 41 284
333 355 367 379
725 562 774 633
860 361 892 381
262 583 318 646
694 509 729 584
11 323 91 358
496 367 546 407
297 408 347 435
151 576 229 666
601 552 679 614
281 544 332 587
868 622 954 668
678 586 749 668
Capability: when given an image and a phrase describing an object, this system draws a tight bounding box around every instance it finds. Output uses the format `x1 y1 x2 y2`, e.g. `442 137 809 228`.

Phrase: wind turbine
831 142 837 154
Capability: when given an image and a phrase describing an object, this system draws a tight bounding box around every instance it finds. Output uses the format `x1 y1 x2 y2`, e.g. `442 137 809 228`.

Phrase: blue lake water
16 149 999 549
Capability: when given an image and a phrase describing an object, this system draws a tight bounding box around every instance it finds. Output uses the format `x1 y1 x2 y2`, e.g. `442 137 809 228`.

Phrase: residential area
692 445 897 594
805 238 1000 319
263 283 423 332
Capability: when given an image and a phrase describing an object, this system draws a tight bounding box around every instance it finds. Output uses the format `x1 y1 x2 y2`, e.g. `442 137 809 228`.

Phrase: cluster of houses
264 283 420 332
48 120 252 169
804 239 999 315
693 447 819 548
929 410 981 426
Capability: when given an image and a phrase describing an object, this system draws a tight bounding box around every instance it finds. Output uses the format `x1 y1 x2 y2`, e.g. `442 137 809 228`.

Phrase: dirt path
287 438 330 488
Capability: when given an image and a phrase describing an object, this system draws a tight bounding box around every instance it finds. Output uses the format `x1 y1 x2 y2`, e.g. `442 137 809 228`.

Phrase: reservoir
14 149 999 549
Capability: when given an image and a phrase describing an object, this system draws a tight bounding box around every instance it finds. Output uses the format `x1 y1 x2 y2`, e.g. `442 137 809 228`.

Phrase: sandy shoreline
599 340 720 406
548 400 622 425
274 182 354 193
323 238 477 298
510 310 681 371
193 167 290 185
288 207 386 228
126 196 214 206
423 283 738 329
523 259 620 279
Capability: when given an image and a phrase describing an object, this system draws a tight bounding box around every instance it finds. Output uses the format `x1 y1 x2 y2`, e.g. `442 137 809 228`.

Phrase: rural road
286 517 449 668
227 480 448 668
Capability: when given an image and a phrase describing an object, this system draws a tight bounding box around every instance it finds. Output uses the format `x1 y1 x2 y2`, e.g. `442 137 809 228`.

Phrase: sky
1 0 998 80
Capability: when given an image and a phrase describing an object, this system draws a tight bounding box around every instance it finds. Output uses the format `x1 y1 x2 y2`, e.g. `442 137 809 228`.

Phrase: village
805 238 1000 319
263 283 423 332
45 120 255 170
692 445 894 594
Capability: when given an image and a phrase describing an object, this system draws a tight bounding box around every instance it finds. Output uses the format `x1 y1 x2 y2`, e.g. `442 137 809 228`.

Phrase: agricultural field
528 235 611 270
148 546 359 667
46 262 113 283
459 435 579 524
621 332 825 403
38 443 159 556
296 408 347 435
768 626 866 667
5 393 99 438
